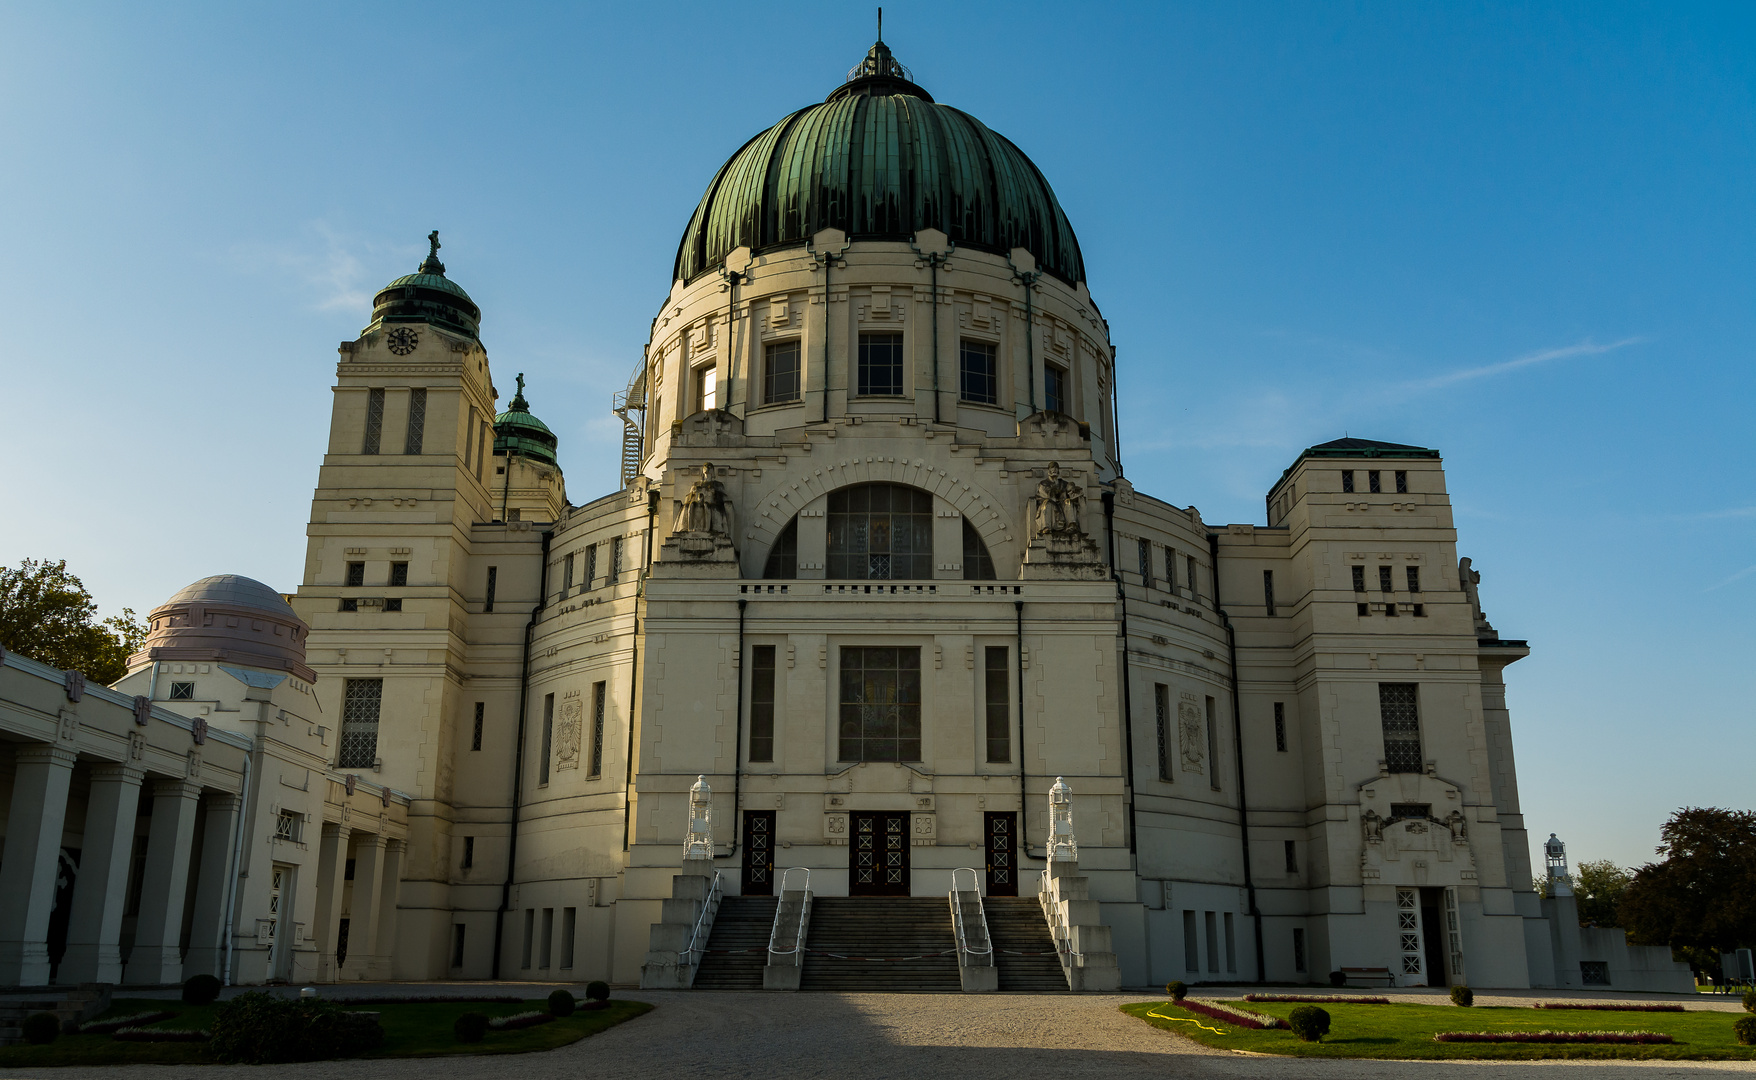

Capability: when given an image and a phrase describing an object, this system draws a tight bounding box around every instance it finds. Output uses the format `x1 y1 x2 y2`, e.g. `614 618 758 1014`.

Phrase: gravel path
9 989 1754 1079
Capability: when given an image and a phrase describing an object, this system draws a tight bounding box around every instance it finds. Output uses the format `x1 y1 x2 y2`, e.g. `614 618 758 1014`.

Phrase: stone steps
692 896 778 990
799 897 961 992
983 897 1070 991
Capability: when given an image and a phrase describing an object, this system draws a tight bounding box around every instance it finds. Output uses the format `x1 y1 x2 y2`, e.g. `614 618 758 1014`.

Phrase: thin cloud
227 224 412 314
1703 562 1756 592
1405 337 1647 392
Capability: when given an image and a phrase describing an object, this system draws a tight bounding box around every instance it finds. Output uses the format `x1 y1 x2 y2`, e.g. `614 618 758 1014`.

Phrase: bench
1340 966 1395 988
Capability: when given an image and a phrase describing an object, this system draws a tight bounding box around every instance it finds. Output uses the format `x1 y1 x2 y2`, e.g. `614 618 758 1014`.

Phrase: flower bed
486 1011 554 1031
1245 994 1390 1005
80 1011 177 1034
330 996 526 1005
111 1027 211 1042
1533 1002 1685 1012
1435 1030 1675 1044
1181 1000 1287 1030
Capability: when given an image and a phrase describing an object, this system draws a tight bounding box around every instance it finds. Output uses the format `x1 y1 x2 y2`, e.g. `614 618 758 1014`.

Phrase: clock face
386 327 419 355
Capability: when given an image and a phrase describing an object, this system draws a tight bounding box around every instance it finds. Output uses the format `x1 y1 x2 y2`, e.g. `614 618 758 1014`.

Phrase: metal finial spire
419 230 446 275
877 7 882 42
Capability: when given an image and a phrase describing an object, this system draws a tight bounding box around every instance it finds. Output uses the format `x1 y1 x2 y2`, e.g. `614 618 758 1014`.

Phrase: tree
1574 859 1633 927
1620 807 1756 956
0 559 147 685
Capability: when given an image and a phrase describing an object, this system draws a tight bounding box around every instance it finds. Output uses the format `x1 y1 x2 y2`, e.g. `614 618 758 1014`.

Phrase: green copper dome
673 40 1086 286
366 231 482 341
493 373 558 466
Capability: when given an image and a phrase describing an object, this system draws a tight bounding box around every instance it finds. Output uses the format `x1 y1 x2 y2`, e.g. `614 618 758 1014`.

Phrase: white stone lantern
683 774 714 861
1544 832 1573 896
1046 775 1078 866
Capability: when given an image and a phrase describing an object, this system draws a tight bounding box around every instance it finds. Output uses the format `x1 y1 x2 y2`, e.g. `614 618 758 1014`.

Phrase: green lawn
1122 999 1756 1060
0 996 653 1068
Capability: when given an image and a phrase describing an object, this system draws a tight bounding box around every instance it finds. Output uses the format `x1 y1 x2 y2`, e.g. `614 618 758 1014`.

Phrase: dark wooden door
850 812 910 895
984 812 1017 896
742 811 775 896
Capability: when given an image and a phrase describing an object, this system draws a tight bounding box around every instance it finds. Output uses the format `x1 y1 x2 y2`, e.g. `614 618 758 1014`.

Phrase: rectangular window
1206 696 1220 791
540 908 553 969
1386 601 1398 617
1293 928 1307 972
1406 566 1421 593
695 365 717 412
363 388 384 454
275 810 301 841
476 421 487 482
346 561 365 587
520 908 534 969
1380 683 1423 773
462 835 474 870
471 702 484 751
540 693 554 785
750 646 777 762
984 646 1010 763
1581 960 1610 985
838 646 922 761
1413 603 1425 617
1357 602 1369 616
1138 538 1154 588
1165 547 1177 591
1263 570 1276 616
1183 910 1199 973
452 923 466 968
1155 684 1172 781
1368 470 1382 493
1379 565 1393 593
959 339 997 404
857 332 905 396
589 681 606 778
1205 911 1219 972
485 566 497 612
338 678 383 768
1341 469 1354 493
404 387 427 454
383 597 403 612
170 681 195 700
1284 840 1298 873
562 554 574 595
763 340 801 405
1224 912 1237 972
1352 565 1366 592
1186 556 1199 602
1395 469 1408 494
610 537 623 581
1044 363 1068 414
345 858 355 880
561 907 577 969
1273 701 1287 752
386 563 407 589
584 544 598 591
465 405 477 470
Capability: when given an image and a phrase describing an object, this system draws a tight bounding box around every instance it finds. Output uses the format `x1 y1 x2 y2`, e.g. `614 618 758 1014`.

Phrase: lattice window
750 647 777 762
1138 538 1154 588
1380 683 1423 773
338 678 382 768
589 681 606 778
404 387 427 454
274 811 301 842
984 646 1010 763
763 341 801 405
363 388 384 454
827 484 933 580
838 647 922 761
857 333 904 396
1397 888 1425 981
959 340 997 405
1155 685 1172 781
169 682 195 701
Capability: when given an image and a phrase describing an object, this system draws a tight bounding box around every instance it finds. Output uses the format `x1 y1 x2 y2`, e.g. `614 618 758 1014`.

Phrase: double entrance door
849 812 910 895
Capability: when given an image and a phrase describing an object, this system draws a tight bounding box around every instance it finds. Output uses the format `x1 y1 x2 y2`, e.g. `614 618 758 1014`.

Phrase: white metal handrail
949 867 993 960
680 870 722 969
1037 871 1084 965
768 867 813 958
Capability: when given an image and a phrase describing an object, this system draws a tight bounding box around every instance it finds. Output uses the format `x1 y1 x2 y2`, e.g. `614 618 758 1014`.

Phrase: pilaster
57 764 145 984
0 745 79 986
123 778 203 986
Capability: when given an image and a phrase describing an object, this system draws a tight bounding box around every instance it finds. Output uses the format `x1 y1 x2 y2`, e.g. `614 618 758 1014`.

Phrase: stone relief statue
674 462 736 548
1362 808 1384 843
1446 809 1468 843
1460 556 1496 635
1032 462 1084 539
1178 700 1204 772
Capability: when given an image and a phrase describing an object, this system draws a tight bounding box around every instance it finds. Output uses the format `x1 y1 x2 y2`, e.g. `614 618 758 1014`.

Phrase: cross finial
428 230 441 259
515 373 525 397
419 231 446 275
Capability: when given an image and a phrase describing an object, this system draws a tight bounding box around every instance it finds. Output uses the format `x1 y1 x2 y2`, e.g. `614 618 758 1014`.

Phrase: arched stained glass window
827 484 933 580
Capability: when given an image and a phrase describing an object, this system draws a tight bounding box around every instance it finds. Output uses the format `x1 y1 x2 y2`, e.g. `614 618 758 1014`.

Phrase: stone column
0 745 78 986
312 824 350 981
123 779 202 985
181 793 241 978
344 834 389 979
372 840 405 980
58 764 145 984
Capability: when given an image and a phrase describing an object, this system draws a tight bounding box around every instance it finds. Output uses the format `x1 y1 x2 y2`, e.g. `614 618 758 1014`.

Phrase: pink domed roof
133 574 313 682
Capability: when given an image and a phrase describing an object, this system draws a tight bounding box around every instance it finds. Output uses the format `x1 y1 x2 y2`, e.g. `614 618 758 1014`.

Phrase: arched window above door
828 484 933 580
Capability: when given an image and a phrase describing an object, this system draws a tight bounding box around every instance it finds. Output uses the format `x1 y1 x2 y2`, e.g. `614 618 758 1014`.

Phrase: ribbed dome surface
673 44 1085 286
163 575 296 619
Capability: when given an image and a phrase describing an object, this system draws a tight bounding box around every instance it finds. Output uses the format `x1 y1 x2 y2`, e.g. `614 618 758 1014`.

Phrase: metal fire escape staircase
612 358 647 489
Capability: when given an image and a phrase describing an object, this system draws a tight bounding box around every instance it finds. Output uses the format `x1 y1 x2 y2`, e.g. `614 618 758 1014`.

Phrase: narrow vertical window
984 646 1010 763
763 341 801 405
520 909 534 969
1341 470 1354 493
363 388 384 454
1186 556 1199 602
695 365 717 412
1395 469 1408 494
857 332 905 396
338 678 382 768
465 405 477 469
1183 910 1199 972
471 702 484 751
485 566 498 612
1263 570 1276 616
1044 363 1069 414
404 386 427 454
475 422 487 481
452 924 467 968
1379 565 1393 593
1380 683 1422 772
1205 696 1220 791
539 693 554 785
1137 538 1154 587
584 544 597 590
1407 565 1421 593
1293 927 1307 972
1284 840 1298 873
1224 912 1237 973
959 339 997 404
589 681 606 778
346 561 365 587
1165 547 1177 592
750 646 777 762
560 907 577 969
539 908 553 969
1368 470 1382 493
390 561 409 587
562 553 574 595
610 537 624 581
1155 684 1172 781
1273 702 1287 752
462 835 475 869
1352 565 1366 592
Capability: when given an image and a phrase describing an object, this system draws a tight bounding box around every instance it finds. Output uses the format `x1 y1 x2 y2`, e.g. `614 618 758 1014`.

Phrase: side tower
291 236 558 979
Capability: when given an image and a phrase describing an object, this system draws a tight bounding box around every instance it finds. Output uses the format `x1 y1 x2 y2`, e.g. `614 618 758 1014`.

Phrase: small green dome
673 39 1086 286
494 373 559 466
366 231 482 340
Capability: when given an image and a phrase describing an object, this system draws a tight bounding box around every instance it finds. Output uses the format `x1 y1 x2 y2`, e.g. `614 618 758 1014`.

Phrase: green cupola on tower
493 373 559 466
365 231 482 341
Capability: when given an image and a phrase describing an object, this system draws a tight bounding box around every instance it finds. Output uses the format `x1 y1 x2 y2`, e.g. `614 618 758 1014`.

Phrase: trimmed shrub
1328 970 1347 988
182 973 222 1005
548 989 576 1018
454 1012 488 1043
1165 980 1187 1001
585 980 610 1002
1288 1005 1331 1043
1744 988 1756 1014
22 1012 59 1045
1734 1015 1756 1046
1450 985 1474 1007
208 991 384 1064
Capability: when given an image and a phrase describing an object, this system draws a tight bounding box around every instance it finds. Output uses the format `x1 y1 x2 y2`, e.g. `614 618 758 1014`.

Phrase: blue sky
1 2 1750 871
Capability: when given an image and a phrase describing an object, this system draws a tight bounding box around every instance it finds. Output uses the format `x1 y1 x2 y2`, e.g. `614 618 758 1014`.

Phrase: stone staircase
692 896 778 990
799 897 961 992
984 897 1070 991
